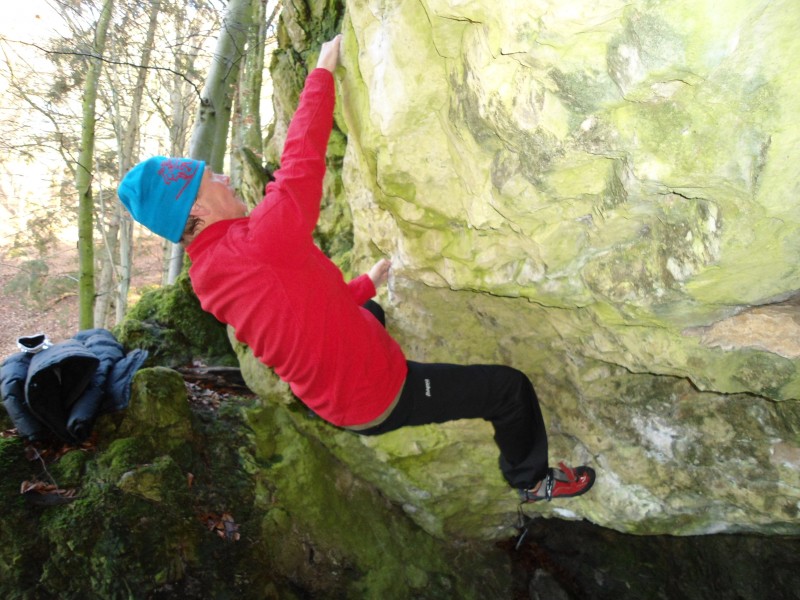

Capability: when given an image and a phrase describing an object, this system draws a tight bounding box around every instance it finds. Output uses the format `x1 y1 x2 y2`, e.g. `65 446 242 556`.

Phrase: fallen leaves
200 511 241 542
23 434 97 463
181 360 256 411
20 480 78 505
1 429 95 506
185 381 223 410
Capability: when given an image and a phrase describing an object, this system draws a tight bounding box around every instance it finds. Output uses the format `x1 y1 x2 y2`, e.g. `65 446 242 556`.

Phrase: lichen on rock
331 0 800 537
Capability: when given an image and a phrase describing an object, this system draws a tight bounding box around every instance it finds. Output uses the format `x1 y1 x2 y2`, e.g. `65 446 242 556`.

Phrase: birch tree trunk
77 0 114 329
93 1 163 327
114 0 162 324
167 0 253 283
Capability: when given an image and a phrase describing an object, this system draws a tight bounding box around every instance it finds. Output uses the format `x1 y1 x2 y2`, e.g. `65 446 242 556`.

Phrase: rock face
251 0 800 539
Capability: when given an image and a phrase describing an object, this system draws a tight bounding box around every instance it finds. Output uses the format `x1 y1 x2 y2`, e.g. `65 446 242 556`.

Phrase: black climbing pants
357 302 549 490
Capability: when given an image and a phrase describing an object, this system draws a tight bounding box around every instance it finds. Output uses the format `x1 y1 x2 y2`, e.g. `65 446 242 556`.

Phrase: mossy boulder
113 366 193 449
0 367 266 599
0 367 512 599
114 273 236 368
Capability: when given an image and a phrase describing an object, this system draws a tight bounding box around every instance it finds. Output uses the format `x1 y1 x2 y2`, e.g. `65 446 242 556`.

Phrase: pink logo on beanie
157 158 200 200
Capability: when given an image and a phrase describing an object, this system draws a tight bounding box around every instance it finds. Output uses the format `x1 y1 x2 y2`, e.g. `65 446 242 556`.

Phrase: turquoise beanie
118 156 205 243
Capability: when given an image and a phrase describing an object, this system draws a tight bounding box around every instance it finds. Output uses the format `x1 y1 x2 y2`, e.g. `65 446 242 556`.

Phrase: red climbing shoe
519 462 596 503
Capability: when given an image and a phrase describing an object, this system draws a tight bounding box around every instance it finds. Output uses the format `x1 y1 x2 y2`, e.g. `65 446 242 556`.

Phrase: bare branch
3 37 204 99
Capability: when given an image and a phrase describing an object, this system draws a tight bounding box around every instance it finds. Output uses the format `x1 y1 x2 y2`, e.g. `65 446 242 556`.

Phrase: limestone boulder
251 0 800 538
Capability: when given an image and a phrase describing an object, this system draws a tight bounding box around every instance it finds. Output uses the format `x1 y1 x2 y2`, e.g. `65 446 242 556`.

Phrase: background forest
0 0 281 357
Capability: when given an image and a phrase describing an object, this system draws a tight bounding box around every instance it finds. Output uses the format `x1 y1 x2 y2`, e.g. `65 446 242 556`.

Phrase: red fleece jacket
186 69 407 427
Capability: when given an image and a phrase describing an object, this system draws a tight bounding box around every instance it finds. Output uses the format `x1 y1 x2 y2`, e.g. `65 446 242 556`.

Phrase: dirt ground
0 234 165 360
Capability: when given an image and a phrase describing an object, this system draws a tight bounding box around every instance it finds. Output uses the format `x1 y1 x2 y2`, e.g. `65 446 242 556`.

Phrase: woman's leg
360 361 549 490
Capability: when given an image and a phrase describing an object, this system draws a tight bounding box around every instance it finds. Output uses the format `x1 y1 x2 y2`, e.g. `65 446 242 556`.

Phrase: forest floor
0 233 165 360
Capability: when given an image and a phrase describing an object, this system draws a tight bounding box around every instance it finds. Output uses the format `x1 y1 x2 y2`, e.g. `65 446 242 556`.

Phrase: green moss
117 455 191 504
36 484 201 600
49 448 88 488
92 437 154 481
314 128 354 273
244 403 510 598
0 436 25 478
0 438 67 598
0 384 297 600
114 274 235 368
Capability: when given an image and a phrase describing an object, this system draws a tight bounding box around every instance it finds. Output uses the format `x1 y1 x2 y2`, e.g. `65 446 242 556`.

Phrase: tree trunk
77 0 114 329
94 0 168 327
94 183 120 327
231 1 282 213
167 0 253 284
114 0 162 324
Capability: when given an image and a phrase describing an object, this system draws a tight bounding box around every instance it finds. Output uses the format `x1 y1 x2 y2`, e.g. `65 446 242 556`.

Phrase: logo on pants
424 378 432 397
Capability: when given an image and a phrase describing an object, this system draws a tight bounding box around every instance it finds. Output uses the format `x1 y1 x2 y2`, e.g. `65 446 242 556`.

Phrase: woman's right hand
316 34 342 73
